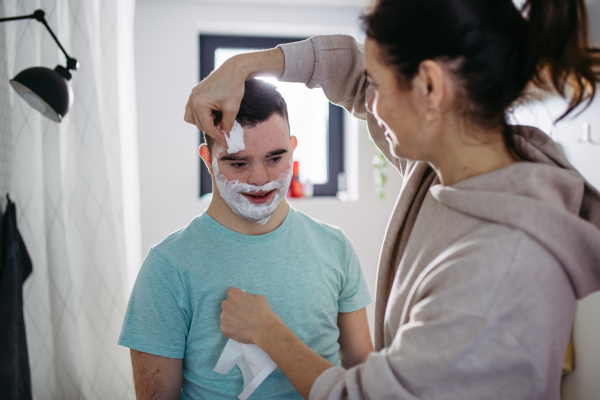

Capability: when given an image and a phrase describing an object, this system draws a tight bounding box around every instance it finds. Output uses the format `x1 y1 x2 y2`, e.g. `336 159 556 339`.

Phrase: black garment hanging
0 194 33 400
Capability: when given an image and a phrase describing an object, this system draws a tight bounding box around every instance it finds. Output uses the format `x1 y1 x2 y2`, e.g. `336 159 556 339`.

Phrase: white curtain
0 2 12 204
0 0 141 399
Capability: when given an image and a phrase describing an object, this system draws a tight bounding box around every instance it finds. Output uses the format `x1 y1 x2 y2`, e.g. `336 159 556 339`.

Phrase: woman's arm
184 35 406 174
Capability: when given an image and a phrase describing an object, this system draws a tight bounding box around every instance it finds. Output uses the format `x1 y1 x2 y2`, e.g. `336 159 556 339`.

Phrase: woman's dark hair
205 78 288 153
361 0 600 159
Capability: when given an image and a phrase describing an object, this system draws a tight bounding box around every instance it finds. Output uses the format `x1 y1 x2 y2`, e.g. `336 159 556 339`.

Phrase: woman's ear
199 144 214 175
417 60 446 122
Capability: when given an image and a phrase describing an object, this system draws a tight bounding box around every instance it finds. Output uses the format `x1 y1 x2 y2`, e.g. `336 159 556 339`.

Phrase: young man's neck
206 193 290 235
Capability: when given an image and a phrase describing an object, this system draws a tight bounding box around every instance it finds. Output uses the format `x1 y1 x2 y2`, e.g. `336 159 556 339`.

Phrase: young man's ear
199 144 214 175
291 136 298 151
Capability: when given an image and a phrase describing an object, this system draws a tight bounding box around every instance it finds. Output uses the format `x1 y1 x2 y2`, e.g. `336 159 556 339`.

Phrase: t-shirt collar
196 206 294 243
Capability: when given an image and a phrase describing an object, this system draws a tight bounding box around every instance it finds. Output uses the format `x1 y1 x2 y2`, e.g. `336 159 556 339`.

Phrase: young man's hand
183 48 285 143
219 287 282 346
220 287 336 398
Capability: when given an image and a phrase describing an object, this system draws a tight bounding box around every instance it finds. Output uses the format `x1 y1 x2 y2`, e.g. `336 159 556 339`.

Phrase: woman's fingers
219 102 241 135
184 55 247 144
200 106 228 144
219 112 236 136
183 101 195 125
184 95 228 145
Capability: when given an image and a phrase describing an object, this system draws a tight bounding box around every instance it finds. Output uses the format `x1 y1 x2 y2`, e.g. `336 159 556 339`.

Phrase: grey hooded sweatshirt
277 35 600 400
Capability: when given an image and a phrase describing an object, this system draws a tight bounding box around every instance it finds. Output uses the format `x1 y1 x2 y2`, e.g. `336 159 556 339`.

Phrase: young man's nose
247 166 270 187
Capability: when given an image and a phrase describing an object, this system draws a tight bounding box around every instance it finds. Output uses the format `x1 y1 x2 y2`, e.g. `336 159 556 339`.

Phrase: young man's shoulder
146 214 209 268
289 207 352 247
153 216 198 247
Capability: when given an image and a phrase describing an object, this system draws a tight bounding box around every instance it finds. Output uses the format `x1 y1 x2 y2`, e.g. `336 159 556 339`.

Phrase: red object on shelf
289 161 303 198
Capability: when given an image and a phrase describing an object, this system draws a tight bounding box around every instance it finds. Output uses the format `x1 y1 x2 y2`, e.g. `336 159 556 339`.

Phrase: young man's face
200 113 297 223
214 113 295 202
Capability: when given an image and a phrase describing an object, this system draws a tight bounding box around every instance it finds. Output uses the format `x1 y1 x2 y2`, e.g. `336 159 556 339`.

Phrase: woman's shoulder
414 225 572 316
430 225 561 281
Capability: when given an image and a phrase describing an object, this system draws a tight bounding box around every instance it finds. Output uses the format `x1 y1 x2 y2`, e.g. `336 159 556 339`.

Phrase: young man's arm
337 308 373 369
130 350 183 400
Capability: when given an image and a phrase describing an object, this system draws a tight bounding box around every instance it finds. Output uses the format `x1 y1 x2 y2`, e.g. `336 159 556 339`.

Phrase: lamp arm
0 15 34 22
0 9 78 71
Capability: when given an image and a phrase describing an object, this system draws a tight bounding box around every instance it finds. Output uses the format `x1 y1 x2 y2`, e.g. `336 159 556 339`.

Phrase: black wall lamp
0 9 78 122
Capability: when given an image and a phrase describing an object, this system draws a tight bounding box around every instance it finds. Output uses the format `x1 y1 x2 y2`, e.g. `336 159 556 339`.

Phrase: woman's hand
183 48 285 143
183 55 246 144
220 287 282 346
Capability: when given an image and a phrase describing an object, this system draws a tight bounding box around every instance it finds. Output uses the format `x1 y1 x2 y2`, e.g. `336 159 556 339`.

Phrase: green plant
370 138 388 199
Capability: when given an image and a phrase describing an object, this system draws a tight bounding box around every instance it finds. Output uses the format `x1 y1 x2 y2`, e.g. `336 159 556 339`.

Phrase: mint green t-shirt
118 207 371 399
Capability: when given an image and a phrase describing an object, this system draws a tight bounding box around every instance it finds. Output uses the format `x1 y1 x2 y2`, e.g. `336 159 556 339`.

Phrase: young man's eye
269 156 282 163
230 162 246 168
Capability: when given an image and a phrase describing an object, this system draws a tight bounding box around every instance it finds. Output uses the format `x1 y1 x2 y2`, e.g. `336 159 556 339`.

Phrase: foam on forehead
220 121 245 154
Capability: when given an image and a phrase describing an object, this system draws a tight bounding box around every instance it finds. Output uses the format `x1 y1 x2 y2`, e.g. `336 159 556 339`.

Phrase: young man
118 79 373 400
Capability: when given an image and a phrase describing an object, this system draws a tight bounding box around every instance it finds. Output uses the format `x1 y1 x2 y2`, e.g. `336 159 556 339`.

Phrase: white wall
134 0 402 338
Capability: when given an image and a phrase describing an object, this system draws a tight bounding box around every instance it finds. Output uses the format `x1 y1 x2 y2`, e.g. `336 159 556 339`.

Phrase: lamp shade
9 65 73 122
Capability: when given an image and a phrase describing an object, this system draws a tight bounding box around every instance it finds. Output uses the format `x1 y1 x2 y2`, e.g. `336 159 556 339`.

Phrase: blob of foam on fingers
220 120 245 154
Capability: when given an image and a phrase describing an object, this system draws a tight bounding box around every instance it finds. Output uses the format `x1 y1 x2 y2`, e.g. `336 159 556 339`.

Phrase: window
199 34 344 197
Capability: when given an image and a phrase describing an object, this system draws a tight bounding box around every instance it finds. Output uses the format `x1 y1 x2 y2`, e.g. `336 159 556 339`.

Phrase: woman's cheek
372 92 386 127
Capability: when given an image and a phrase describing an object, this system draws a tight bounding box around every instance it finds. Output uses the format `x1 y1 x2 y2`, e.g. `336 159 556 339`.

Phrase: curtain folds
1 0 141 398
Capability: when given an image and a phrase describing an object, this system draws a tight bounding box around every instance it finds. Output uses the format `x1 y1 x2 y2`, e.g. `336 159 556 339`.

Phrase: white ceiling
137 0 370 8
138 0 600 12
137 0 599 41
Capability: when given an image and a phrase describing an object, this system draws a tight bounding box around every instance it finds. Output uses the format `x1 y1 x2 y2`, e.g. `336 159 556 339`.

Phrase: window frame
198 34 344 197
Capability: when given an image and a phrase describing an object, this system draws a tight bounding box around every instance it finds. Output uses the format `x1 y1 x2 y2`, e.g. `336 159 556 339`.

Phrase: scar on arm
130 349 182 400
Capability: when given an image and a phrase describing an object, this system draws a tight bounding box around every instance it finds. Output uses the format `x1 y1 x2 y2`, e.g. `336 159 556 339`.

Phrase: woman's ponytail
521 0 600 119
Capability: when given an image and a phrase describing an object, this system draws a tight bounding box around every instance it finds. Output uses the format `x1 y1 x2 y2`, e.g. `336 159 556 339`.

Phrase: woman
184 0 600 399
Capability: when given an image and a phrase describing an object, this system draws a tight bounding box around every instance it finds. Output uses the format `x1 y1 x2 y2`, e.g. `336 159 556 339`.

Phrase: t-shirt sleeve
117 248 189 358
337 236 372 313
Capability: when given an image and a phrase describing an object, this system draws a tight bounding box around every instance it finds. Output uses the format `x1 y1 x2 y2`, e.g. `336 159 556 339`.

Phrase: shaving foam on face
219 120 246 154
212 146 292 225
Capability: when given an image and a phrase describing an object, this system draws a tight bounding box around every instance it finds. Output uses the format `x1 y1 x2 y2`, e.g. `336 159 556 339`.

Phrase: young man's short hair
204 78 289 153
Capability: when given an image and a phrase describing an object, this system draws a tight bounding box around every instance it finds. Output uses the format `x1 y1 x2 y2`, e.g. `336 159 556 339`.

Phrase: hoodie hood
430 126 600 300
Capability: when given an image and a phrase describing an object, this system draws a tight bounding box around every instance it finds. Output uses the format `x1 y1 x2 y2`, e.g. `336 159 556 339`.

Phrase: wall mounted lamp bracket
0 9 78 122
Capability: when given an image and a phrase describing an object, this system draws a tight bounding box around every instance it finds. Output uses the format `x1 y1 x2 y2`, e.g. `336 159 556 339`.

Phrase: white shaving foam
219 120 245 154
212 146 292 225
